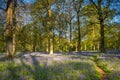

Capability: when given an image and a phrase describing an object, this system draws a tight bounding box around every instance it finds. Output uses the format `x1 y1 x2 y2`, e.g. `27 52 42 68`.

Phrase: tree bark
12 0 17 55
76 42 78 52
46 41 49 52
6 0 14 58
100 19 105 52
48 7 53 54
53 29 55 53
77 13 81 53
58 24 62 52
69 22 72 52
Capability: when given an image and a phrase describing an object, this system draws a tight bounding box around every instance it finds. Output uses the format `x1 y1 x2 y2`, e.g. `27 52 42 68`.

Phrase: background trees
0 0 120 56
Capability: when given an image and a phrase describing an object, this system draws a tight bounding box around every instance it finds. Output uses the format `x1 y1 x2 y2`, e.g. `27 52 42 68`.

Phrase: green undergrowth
92 54 120 80
0 55 101 80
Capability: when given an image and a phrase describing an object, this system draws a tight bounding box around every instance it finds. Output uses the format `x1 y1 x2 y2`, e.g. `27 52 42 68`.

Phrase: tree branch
103 0 111 20
89 0 98 10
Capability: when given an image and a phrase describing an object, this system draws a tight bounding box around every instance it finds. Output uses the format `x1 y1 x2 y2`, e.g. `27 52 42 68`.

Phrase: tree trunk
53 29 55 53
12 0 17 55
48 7 53 54
93 46 96 51
6 0 14 58
100 19 105 52
69 22 72 52
97 42 99 51
77 14 81 53
33 41 36 52
48 36 50 52
12 34 15 53
49 30 53 54
59 26 61 52
46 42 49 52
50 38 53 54
90 0 106 53
75 42 77 52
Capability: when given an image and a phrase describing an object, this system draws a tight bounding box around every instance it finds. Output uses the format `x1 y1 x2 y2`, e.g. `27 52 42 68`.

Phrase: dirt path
93 60 107 80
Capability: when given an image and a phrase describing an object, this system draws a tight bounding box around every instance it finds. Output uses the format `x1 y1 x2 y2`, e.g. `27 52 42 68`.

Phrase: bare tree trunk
59 25 62 52
12 34 15 53
94 46 96 51
6 0 14 58
49 30 53 54
53 29 55 53
48 36 50 52
12 0 17 55
33 41 36 52
50 38 53 54
48 8 53 54
76 42 78 52
46 42 49 52
77 14 81 53
69 22 72 52
100 19 105 52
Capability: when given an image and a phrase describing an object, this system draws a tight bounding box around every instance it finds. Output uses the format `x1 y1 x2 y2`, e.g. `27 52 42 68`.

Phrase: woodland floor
0 52 120 80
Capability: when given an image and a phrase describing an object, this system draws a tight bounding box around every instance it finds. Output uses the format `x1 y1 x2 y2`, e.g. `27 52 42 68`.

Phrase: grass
0 55 101 80
0 53 120 80
93 54 120 80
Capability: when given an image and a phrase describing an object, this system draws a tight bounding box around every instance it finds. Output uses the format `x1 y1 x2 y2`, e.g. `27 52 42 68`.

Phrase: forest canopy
0 0 120 57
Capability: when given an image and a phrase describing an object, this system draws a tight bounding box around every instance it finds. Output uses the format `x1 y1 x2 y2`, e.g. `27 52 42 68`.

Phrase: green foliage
94 54 120 80
105 24 120 50
0 0 119 53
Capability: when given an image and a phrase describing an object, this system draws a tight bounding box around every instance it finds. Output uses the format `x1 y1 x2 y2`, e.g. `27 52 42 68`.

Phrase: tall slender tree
73 0 84 53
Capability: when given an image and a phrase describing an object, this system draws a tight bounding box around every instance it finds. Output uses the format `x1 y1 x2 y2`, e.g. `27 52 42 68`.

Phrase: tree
0 0 119 54
73 0 84 52
6 0 14 58
89 0 112 52
12 0 17 56
31 0 56 54
0 0 25 58
65 0 75 52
